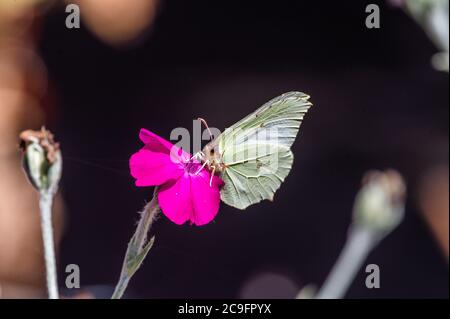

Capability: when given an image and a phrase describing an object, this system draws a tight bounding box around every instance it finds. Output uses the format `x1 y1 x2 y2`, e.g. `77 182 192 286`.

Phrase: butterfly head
202 143 226 174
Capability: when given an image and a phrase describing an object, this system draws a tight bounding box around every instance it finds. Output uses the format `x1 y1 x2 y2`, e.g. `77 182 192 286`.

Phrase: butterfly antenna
198 118 214 141
189 153 199 161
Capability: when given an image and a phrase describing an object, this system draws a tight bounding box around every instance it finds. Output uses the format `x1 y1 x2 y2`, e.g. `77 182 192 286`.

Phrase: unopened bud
353 169 406 234
19 127 62 194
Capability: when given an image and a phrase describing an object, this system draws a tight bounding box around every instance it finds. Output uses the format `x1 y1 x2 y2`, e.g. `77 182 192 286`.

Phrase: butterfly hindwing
220 148 294 209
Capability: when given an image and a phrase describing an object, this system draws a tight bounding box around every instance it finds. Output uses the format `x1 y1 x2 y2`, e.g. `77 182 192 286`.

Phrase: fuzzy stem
39 191 59 299
112 188 160 299
316 225 380 299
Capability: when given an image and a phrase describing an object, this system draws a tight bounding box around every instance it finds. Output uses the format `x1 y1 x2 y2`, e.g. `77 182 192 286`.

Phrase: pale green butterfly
199 91 312 210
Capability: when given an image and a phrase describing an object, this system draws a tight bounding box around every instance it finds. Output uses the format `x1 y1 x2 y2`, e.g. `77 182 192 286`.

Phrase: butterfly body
202 143 226 174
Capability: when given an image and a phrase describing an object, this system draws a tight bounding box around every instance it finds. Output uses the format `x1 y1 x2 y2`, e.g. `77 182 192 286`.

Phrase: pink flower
130 129 223 226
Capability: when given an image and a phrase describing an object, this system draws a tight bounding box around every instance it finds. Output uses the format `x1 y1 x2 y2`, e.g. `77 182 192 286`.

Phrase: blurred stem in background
316 226 379 299
395 0 449 72
111 188 159 299
315 170 406 299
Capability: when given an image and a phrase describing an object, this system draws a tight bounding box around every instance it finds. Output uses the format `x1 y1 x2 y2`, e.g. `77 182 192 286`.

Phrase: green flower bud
353 170 406 234
20 127 62 194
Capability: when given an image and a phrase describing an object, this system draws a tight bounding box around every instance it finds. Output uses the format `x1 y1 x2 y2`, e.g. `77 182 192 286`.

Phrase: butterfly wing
209 91 312 209
220 147 294 209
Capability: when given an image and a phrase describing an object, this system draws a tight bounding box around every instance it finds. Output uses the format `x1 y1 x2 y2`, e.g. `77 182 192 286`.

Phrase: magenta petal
158 174 193 225
132 129 223 226
139 129 175 153
130 149 183 186
139 128 191 162
189 169 224 226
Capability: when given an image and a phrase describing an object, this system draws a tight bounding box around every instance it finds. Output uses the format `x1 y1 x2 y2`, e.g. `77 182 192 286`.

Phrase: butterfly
198 91 312 210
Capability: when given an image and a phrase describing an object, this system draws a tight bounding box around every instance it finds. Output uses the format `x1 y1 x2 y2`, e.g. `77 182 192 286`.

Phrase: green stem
111 188 159 299
111 275 131 300
39 191 59 299
316 225 379 299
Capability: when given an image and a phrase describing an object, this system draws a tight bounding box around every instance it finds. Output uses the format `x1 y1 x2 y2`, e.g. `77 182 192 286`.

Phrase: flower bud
353 169 406 234
20 127 62 194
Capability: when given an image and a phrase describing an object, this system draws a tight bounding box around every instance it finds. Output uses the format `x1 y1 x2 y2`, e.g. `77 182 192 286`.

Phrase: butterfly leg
198 151 206 161
209 166 216 187
189 151 207 162
189 153 199 161
194 160 209 175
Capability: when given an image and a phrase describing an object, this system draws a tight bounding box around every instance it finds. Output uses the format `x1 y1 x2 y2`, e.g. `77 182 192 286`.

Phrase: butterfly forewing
205 91 312 210
219 91 311 152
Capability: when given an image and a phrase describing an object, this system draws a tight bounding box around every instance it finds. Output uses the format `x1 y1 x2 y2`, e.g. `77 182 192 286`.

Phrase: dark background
38 0 448 298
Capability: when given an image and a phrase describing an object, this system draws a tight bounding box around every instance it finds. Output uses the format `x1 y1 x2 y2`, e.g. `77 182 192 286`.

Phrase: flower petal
158 173 193 225
139 129 174 153
130 149 183 186
139 128 191 163
189 168 224 226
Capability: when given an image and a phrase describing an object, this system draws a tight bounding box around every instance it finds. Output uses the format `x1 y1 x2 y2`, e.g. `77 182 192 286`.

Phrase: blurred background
0 0 448 298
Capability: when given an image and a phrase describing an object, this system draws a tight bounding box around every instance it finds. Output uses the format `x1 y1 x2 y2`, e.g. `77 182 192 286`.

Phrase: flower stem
112 188 160 299
316 225 379 299
39 191 59 299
